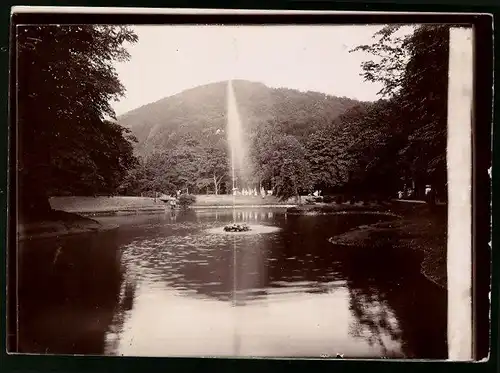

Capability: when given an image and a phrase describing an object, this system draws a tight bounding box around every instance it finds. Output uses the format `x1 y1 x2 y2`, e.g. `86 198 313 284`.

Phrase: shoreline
70 204 296 217
18 210 120 242
18 223 119 242
18 202 446 290
327 204 447 289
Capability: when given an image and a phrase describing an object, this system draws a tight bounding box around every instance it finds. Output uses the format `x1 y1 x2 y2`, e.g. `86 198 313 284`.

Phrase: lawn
49 194 293 213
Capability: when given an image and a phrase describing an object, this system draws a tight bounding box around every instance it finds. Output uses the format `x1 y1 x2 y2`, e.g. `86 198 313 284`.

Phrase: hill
118 80 363 157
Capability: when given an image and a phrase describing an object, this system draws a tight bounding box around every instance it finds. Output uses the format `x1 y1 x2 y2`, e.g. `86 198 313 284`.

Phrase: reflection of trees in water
17 231 124 354
104 278 137 355
347 286 403 357
88 211 446 358
333 244 447 359
262 214 446 359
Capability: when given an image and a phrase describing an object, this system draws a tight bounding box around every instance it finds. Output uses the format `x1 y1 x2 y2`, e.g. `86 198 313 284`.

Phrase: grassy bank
49 196 164 213
326 201 447 288
49 195 291 213
18 210 117 241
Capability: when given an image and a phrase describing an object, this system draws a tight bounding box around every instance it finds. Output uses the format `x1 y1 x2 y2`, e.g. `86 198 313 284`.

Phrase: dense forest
118 25 450 202
17 24 451 217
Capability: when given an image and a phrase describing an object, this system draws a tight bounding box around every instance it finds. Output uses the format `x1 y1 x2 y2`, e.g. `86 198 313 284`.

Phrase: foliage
349 24 451 200
178 194 196 209
197 130 229 195
323 195 335 203
398 25 450 198
350 25 414 98
261 135 313 201
120 25 451 202
305 127 349 190
119 131 230 196
118 80 362 158
17 25 138 214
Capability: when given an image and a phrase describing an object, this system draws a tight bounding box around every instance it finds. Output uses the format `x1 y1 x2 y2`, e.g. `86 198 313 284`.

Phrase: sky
112 25 405 115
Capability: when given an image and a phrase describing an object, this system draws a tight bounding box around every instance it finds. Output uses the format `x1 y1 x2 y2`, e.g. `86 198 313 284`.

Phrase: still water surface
18 208 447 358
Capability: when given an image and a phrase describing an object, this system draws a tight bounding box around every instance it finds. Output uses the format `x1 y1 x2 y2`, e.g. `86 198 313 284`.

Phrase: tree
142 146 201 195
118 157 152 196
350 25 414 99
249 120 282 191
350 24 451 200
272 136 313 201
305 130 348 192
252 130 312 201
325 99 402 201
398 25 450 200
198 130 229 195
17 25 138 217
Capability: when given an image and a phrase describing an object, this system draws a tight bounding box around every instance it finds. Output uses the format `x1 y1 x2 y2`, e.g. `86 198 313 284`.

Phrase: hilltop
118 80 363 157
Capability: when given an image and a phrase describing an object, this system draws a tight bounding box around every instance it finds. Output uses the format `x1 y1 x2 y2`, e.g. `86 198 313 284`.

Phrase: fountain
213 80 282 236
218 80 283 235
226 80 249 197
225 80 249 233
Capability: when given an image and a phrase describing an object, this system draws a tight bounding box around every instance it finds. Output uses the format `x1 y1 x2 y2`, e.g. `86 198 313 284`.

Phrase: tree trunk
213 174 218 196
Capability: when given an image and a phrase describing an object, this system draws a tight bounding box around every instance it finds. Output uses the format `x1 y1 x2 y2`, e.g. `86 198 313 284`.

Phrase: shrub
323 195 335 203
178 194 196 209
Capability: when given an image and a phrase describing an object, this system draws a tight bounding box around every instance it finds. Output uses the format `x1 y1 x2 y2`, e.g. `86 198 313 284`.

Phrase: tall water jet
226 80 250 196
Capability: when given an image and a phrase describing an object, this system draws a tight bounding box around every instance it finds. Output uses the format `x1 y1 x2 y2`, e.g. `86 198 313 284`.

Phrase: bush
323 195 335 203
178 194 196 209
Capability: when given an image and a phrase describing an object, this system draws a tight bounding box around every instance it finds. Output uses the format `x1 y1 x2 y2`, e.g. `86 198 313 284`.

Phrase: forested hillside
118 80 361 157
117 80 364 197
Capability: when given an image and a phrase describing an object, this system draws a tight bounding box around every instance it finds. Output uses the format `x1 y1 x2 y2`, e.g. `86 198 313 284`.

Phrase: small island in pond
224 223 251 232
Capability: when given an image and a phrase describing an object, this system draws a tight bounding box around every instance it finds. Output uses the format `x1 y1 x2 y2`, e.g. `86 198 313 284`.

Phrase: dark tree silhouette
351 25 451 201
17 25 138 218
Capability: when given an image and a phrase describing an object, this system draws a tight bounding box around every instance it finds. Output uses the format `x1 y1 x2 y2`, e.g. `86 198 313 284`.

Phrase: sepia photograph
9 8 489 361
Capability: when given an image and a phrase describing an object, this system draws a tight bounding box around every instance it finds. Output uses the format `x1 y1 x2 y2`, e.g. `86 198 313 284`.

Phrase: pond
17 208 447 359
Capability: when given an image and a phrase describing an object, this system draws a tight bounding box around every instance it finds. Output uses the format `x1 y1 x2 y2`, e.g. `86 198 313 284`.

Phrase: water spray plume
226 80 249 197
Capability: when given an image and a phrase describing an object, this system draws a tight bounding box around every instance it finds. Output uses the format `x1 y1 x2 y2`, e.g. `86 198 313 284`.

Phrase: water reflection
16 208 446 358
17 230 124 354
333 244 447 359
